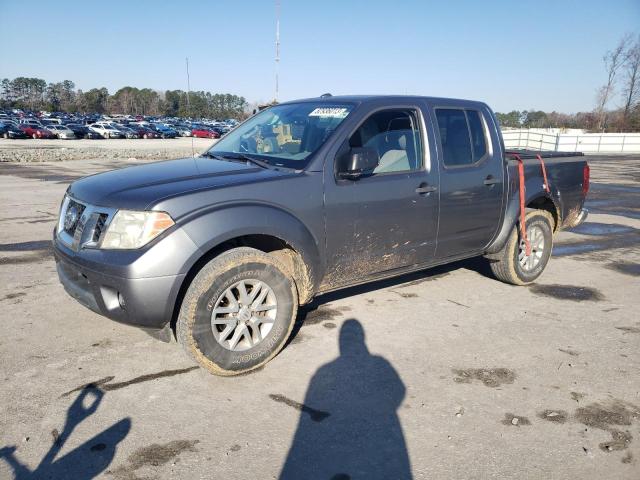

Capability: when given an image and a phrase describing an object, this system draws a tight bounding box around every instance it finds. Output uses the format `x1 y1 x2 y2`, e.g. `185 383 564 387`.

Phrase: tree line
0 77 248 119
498 34 640 132
494 109 640 132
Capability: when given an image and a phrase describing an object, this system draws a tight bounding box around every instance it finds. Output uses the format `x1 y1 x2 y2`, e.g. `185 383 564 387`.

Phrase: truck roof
279 95 490 109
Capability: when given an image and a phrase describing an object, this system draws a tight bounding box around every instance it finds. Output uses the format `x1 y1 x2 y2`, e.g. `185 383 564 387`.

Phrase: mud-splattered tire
177 247 298 376
487 209 554 285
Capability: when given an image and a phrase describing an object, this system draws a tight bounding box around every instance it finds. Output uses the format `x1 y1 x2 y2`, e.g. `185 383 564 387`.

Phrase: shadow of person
280 319 411 480
0 387 131 480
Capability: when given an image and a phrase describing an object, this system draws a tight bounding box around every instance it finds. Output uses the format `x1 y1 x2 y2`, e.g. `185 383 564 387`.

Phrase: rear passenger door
433 106 504 258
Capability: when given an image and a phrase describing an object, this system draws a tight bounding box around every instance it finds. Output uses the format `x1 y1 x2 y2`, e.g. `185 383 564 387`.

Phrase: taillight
582 163 590 196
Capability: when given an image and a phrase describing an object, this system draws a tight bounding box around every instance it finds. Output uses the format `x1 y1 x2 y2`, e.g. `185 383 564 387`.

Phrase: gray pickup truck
53 95 589 375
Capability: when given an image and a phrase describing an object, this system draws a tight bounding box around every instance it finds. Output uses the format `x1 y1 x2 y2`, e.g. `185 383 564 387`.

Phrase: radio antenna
185 57 195 157
275 0 280 103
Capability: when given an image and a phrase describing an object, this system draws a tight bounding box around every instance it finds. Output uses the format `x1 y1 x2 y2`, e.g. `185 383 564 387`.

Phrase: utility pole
275 0 280 103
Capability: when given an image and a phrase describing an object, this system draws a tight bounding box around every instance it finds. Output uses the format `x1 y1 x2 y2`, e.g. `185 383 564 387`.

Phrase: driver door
322 106 439 289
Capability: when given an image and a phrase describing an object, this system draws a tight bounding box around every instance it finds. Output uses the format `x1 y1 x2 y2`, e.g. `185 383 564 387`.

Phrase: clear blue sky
1 0 638 112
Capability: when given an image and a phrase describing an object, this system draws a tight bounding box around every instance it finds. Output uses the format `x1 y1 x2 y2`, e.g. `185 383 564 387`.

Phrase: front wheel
487 209 554 285
177 247 298 376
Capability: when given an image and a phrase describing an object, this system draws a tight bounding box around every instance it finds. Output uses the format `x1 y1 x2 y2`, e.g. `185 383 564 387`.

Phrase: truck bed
504 149 588 230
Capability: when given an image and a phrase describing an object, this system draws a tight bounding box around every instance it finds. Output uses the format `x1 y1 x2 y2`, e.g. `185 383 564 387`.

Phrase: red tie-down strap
509 153 531 256
536 154 551 193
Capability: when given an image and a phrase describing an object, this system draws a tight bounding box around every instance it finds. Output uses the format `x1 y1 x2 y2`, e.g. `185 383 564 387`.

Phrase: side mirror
337 147 379 180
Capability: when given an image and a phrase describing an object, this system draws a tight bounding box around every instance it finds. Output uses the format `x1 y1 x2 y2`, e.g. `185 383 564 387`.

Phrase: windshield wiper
200 151 227 161
203 151 272 169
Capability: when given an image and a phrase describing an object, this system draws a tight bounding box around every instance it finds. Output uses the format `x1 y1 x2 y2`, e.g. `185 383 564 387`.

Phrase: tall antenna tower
275 0 280 103
185 57 195 157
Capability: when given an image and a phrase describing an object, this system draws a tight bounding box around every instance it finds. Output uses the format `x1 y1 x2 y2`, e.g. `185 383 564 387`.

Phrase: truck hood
68 157 287 211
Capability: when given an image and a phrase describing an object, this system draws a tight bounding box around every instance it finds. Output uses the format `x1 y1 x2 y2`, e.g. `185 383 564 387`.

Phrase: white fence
502 129 640 153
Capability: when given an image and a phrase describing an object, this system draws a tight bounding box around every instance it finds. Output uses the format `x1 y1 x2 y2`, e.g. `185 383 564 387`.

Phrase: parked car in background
0 122 29 139
41 118 62 126
2 119 20 128
192 126 220 138
47 124 76 139
128 124 160 139
90 123 125 139
213 124 231 134
173 125 192 137
148 124 177 138
19 119 43 128
19 124 55 139
115 125 140 139
66 124 103 139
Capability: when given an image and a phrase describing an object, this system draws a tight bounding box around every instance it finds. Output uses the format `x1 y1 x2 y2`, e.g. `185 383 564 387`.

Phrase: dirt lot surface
0 149 639 479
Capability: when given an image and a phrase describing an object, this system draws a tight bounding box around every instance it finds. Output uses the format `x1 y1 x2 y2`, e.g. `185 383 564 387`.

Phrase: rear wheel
177 247 298 376
487 210 554 285
32 133 37 139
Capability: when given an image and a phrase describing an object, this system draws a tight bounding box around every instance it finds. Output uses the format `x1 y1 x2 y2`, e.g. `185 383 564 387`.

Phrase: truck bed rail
505 149 584 160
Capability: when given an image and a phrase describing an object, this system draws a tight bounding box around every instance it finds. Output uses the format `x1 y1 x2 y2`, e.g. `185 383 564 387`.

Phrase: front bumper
53 228 199 338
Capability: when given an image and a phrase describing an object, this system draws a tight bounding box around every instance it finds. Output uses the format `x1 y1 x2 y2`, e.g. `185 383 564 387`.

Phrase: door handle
483 175 499 186
415 183 437 195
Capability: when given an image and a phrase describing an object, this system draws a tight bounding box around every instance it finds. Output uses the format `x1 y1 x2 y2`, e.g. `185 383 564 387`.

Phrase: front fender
179 203 322 293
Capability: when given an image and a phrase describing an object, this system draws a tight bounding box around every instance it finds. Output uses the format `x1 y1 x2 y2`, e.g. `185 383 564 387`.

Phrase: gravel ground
0 137 214 162
0 153 638 479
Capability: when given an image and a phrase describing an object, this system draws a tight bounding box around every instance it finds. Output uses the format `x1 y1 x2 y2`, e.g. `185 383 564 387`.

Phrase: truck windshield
207 102 353 169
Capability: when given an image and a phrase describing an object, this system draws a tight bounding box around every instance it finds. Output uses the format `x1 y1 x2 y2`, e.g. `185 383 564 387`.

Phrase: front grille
93 213 109 243
58 196 115 250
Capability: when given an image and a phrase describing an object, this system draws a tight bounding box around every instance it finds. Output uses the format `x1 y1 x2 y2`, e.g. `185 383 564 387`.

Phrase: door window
435 108 488 167
467 110 487 160
348 109 423 174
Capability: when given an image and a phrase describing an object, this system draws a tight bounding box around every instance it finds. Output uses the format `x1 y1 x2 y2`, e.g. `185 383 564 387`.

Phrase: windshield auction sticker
308 107 349 118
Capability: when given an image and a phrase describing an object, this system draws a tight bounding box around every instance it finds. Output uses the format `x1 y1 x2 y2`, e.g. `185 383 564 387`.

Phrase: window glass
348 109 422 174
209 102 354 169
435 109 472 166
467 110 487 160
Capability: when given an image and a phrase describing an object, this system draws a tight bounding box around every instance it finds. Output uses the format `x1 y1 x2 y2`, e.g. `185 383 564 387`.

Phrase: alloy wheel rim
518 225 545 271
210 279 277 351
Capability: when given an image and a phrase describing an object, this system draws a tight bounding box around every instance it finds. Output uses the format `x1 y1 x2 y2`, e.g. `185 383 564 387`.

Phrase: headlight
101 210 174 249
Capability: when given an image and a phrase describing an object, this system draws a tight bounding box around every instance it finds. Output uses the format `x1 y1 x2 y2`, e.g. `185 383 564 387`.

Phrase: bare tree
595 35 631 131
621 35 640 129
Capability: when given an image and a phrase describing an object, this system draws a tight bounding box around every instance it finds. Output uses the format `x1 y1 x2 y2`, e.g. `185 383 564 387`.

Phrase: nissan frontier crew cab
53 95 589 376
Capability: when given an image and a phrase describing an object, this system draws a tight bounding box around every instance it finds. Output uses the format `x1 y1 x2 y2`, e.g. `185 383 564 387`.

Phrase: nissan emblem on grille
64 204 80 232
